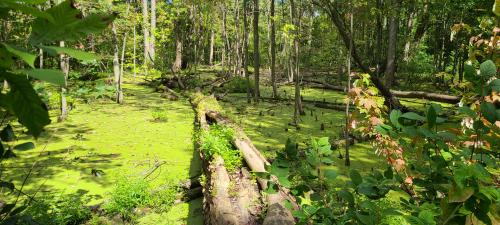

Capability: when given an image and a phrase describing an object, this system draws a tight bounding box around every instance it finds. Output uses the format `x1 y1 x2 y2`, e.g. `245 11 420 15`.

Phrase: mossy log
192 93 262 225
205 110 297 225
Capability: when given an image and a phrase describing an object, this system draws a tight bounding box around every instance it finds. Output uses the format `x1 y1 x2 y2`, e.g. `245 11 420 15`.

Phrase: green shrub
222 77 254 93
21 192 92 225
200 125 242 171
148 182 178 213
103 177 150 220
151 108 168 122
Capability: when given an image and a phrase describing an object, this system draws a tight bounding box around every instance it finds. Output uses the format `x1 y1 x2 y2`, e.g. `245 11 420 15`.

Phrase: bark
39 49 43 69
141 0 150 65
243 0 251 103
270 0 278 98
112 23 123 104
205 110 297 224
209 29 215 66
193 96 262 225
290 0 303 124
253 0 260 101
133 25 137 79
173 25 183 73
385 0 399 89
220 3 231 72
345 13 353 167
374 0 383 75
58 41 69 122
150 0 156 61
403 10 416 62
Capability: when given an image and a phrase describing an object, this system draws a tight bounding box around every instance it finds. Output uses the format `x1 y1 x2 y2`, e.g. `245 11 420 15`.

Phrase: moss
1 81 202 224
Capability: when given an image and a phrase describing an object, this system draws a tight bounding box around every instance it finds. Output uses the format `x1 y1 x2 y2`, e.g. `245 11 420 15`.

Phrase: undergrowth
200 124 242 172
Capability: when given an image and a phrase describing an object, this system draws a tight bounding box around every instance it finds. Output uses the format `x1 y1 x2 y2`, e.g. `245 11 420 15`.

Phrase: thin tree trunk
385 2 398 89
290 0 302 124
39 49 43 69
270 0 277 98
141 0 150 65
133 24 137 79
375 0 383 76
58 41 68 122
209 29 215 66
253 0 260 102
112 23 123 104
345 13 353 167
243 0 251 103
403 10 416 62
150 0 156 62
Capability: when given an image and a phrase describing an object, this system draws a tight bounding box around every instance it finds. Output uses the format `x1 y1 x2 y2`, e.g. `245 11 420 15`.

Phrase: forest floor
2 81 203 224
2 71 458 224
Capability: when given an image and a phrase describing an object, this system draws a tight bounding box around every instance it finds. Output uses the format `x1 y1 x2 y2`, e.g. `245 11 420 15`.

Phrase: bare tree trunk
112 23 123 104
173 34 183 72
209 29 215 66
243 0 251 104
345 13 353 167
253 0 260 102
290 0 302 124
58 41 68 122
141 0 150 65
133 24 137 80
385 2 398 89
234 0 242 76
39 49 43 69
374 0 383 76
150 0 156 62
270 0 277 98
403 10 416 62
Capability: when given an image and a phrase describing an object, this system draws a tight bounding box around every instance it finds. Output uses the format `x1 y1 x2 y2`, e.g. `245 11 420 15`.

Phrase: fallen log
303 79 461 104
391 90 461 104
206 110 297 225
192 93 262 225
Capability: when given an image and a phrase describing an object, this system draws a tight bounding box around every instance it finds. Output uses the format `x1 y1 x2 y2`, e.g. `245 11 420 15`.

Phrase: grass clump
222 77 254 93
21 192 92 225
200 125 242 172
103 177 151 220
151 108 169 122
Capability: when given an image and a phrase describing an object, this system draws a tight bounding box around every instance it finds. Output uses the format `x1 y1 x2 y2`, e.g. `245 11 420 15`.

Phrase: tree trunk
243 0 251 103
253 0 260 102
374 0 383 76
173 16 183 73
345 13 353 167
209 29 215 66
39 49 43 69
270 0 278 98
141 0 150 65
112 23 123 104
385 2 398 89
403 10 416 62
312 0 404 110
58 41 69 122
133 24 137 79
290 0 303 124
150 0 156 62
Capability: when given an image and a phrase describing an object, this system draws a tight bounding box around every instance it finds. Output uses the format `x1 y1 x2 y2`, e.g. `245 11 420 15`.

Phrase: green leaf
464 64 477 84
479 60 497 78
13 142 35 151
21 69 65 86
1 43 36 68
401 112 426 121
390 110 402 128
458 106 476 118
480 102 497 124
41 46 97 61
324 169 338 180
337 190 354 206
448 184 474 203
350 170 363 187
1 124 15 142
488 79 500 92
0 72 50 137
0 1 54 23
0 45 15 68
427 105 437 129
0 140 4 158
384 166 393 179
29 0 116 44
